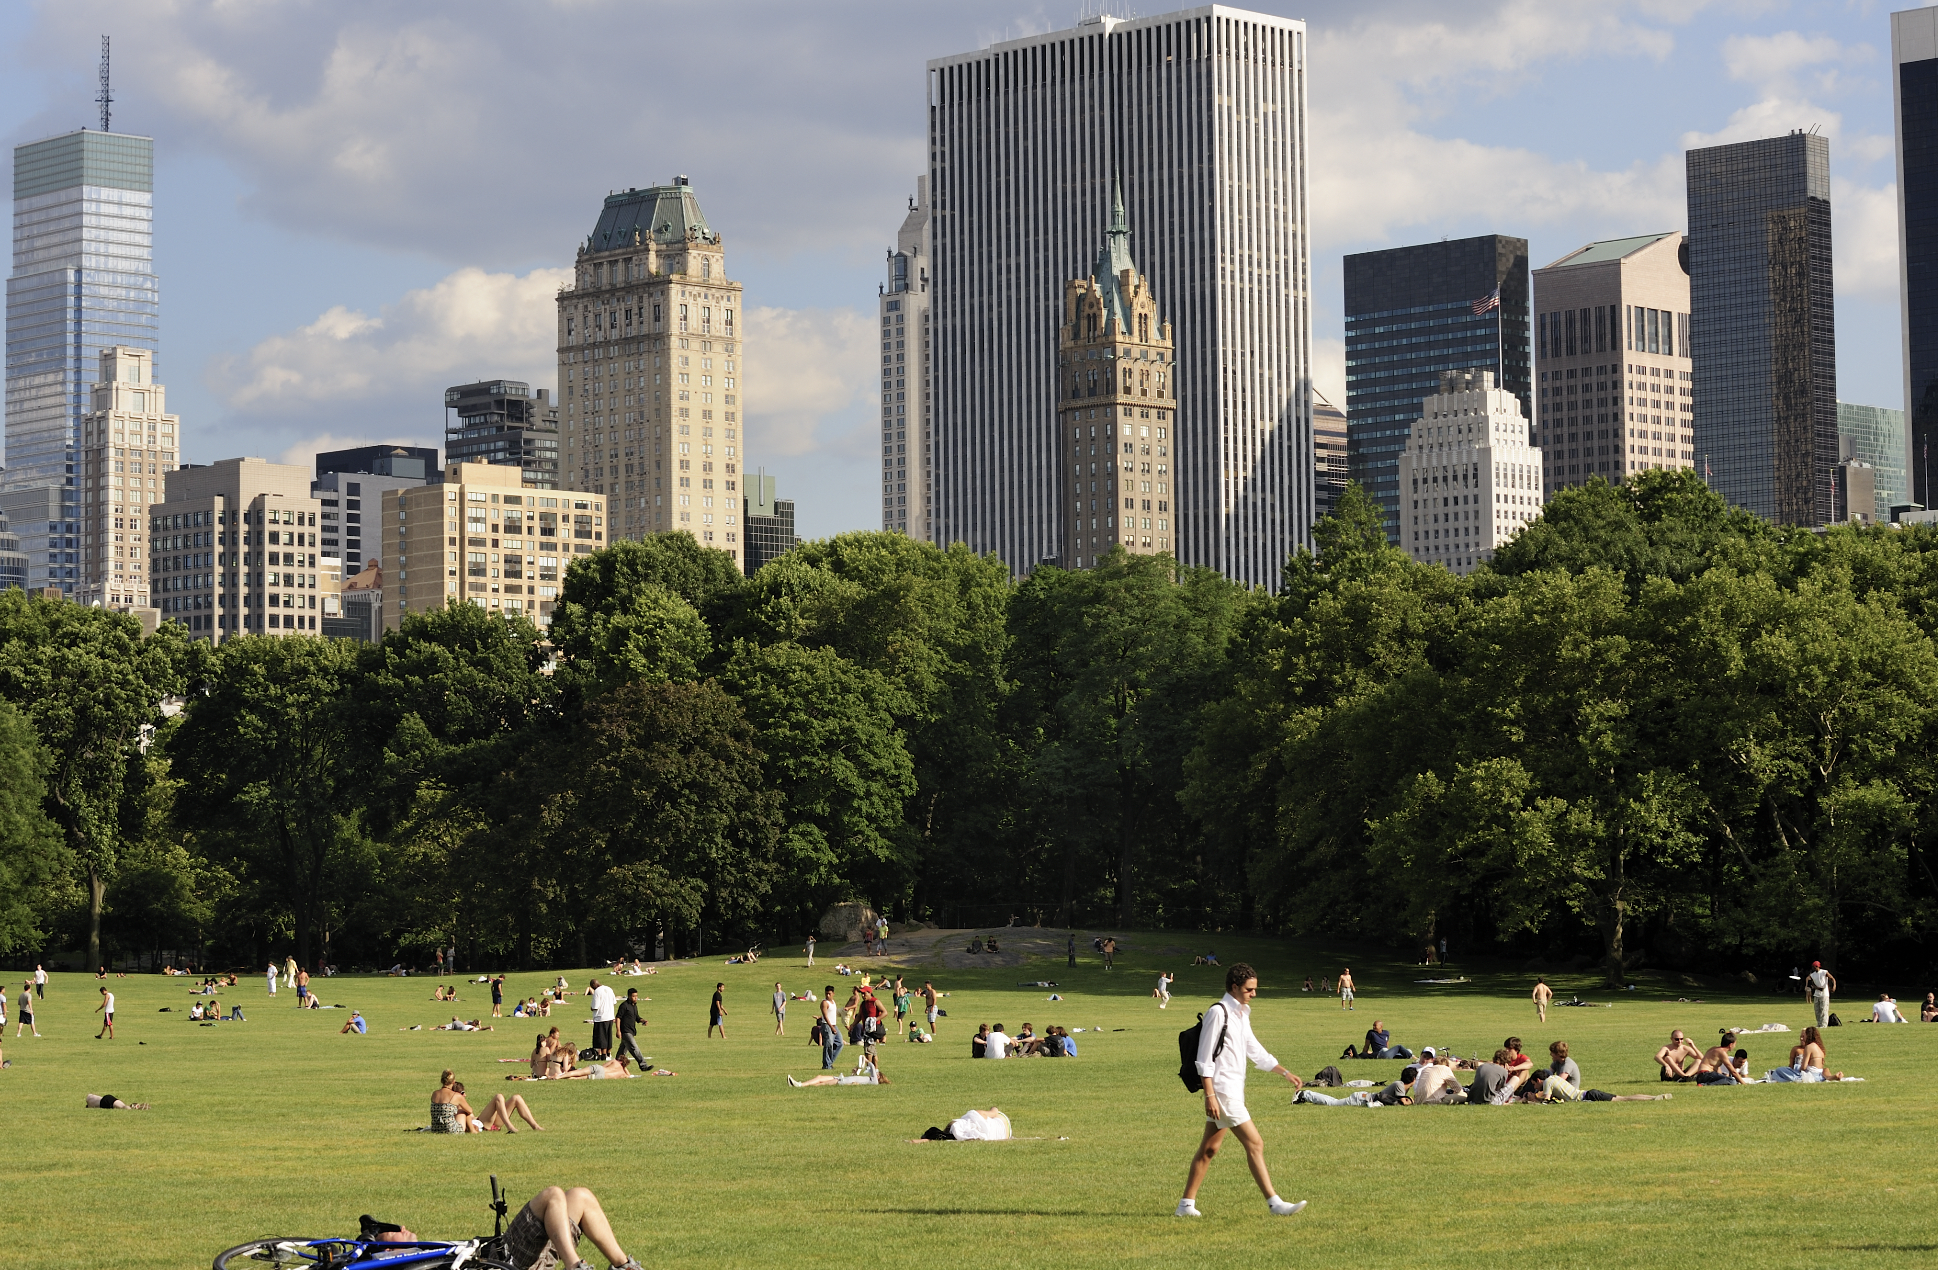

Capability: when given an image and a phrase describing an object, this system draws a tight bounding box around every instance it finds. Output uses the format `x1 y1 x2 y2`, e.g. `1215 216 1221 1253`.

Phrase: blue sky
0 0 1907 540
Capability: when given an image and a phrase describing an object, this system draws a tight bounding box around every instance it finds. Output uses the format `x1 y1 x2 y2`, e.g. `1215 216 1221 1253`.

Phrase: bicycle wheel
212 1239 325 1268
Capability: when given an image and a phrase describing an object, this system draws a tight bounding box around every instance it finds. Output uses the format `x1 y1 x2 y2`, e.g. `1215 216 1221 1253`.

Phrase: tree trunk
88 865 105 972
1057 837 1078 927
1596 901 1627 988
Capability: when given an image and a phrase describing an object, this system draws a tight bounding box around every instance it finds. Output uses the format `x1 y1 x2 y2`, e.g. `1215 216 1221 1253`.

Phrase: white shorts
1207 1080 1250 1129
1341 989 1354 1003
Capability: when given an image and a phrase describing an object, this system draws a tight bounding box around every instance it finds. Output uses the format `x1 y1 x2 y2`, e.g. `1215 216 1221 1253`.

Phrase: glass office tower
1897 8 1938 507
1686 132 1837 527
1344 235 1531 543
928 8 1311 588
5 130 158 557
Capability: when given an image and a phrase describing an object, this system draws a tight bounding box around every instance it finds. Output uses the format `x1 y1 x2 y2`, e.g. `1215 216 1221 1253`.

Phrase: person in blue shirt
339 1010 367 1035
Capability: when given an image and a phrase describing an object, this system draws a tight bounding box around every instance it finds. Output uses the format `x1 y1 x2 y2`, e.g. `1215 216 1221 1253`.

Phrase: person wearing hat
1804 962 1836 1028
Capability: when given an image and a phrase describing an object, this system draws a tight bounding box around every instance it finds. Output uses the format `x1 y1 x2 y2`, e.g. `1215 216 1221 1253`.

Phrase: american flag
1471 287 1500 317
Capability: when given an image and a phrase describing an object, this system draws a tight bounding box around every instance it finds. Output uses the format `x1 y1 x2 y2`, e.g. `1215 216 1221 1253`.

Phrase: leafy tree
169 635 368 967
0 698 69 953
0 590 186 968
551 533 745 665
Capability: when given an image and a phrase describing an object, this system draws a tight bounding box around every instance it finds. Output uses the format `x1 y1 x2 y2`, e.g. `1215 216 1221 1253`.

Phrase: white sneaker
1174 1199 1201 1217
1268 1197 1307 1217
786 1076 801 1087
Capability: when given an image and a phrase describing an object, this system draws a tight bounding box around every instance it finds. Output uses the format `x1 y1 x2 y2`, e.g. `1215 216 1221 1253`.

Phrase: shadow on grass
860 1208 1094 1217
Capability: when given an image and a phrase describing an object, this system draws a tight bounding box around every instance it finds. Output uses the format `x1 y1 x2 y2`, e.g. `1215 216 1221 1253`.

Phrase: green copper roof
1546 232 1677 269
1091 180 1138 334
587 177 718 253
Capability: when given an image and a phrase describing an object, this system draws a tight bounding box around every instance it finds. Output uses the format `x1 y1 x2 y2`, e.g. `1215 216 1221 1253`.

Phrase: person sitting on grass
1872 994 1907 1023
986 1022 1012 1059
1501 1038 1535 1086
972 1024 989 1059
1921 992 1938 1023
432 1076 545 1133
1653 1029 1703 1081
1539 1041 1582 1100
1410 1050 1464 1104
1467 1049 1531 1105
1011 1023 1041 1056
339 1010 367 1034
1694 1032 1740 1084
85 1094 149 1110
1731 1049 1753 1082
789 1052 887 1086
1765 1026 1844 1082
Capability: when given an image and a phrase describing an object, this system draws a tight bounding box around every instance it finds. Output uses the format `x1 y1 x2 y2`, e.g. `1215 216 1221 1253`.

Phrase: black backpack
1178 1005 1229 1092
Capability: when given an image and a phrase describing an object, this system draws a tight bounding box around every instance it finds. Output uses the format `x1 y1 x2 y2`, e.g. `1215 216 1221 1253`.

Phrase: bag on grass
1827 1013 1842 1027
1178 1004 1229 1093
1311 1065 1345 1087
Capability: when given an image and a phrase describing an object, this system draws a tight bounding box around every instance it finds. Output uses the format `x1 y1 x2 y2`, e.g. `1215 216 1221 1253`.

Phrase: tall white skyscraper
1398 370 1540 576
879 178 931 540
927 6 1311 586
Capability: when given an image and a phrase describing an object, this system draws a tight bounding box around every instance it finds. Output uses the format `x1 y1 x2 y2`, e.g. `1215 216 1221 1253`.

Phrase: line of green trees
1 470 1934 982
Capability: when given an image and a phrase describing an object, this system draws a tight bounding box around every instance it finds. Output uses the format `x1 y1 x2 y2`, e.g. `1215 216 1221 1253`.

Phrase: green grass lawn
1 932 1931 1269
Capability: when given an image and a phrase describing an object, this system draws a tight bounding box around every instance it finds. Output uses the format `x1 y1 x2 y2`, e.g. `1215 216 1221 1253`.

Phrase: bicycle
213 1175 518 1269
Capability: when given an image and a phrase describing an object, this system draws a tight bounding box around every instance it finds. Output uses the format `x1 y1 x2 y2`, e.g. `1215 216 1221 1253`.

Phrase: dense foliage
5 471 1938 981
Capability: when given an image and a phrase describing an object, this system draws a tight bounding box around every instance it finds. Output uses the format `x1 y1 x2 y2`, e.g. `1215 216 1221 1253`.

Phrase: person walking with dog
1178 963 1306 1219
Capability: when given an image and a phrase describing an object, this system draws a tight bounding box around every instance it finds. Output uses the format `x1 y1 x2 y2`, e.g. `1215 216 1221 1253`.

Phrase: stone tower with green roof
556 175 746 571
1059 186 1178 567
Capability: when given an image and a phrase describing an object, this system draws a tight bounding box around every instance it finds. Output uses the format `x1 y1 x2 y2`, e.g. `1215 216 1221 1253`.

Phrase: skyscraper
1531 232 1691 493
5 127 159 586
1312 391 1349 523
1837 400 1908 519
1397 369 1540 575
1344 235 1531 543
444 379 560 488
557 177 744 572
880 179 932 540
928 7 1310 587
1896 7 1938 507
743 472 798 572
1687 132 1837 526
1058 189 1179 566
76 345 175 608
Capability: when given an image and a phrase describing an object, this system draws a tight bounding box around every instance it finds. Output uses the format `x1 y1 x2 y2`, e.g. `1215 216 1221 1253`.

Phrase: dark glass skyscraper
1686 132 1836 527
1897 8 1938 506
1343 235 1530 542
5 129 158 528
742 472 796 573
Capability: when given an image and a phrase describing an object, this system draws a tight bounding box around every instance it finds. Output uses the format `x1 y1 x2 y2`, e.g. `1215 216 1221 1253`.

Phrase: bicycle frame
221 1237 490 1267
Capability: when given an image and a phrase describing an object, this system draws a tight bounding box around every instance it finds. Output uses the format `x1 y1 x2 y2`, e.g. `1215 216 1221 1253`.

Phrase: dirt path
824 928 1193 972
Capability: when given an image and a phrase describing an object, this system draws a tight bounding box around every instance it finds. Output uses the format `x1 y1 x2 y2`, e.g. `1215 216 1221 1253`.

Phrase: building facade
75 346 176 608
316 445 439 483
444 379 560 488
0 506 26 592
1345 235 1532 543
0 488 58 594
1897 7 1938 509
557 177 744 572
1532 233 1693 492
744 472 798 572
5 130 158 539
1687 132 1838 527
312 471 430 575
880 179 932 540
147 457 344 640
1397 370 1541 575
383 461 606 634
1312 390 1348 523
1837 400 1908 519
928 6 1310 587
1059 192 1179 565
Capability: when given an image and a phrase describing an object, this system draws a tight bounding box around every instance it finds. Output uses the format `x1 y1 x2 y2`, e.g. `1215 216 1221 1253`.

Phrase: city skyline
0 1 1912 549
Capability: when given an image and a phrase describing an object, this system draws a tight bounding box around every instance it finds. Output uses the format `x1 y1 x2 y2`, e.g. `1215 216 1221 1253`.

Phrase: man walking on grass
1178 963 1305 1219
1805 961 1836 1027
709 982 727 1038
95 985 115 1039
1338 967 1356 1010
34 965 45 1000
616 988 648 1069
772 982 788 1036
1533 977 1552 1023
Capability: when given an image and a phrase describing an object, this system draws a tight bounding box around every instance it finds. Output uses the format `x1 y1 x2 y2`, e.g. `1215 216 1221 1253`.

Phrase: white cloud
1833 177 1900 300
1312 337 1346 412
742 306 878 462
275 432 439 469
208 266 569 412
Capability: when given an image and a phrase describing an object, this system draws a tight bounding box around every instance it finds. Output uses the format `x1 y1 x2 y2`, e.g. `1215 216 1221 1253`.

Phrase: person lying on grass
436 1017 493 1032
789 1052 888 1086
1654 1029 1703 1081
85 1094 150 1109
553 1053 638 1080
375 1185 642 1270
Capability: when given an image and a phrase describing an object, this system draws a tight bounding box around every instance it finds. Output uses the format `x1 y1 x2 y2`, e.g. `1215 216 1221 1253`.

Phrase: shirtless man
1337 968 1356 1011
1694 1031 1739 1084
920 979 940 1038
1532 977 1553 1023
1654 1029 1703 1081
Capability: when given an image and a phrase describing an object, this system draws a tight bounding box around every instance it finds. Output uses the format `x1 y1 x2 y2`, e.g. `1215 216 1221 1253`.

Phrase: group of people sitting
429 1069 545 1133
964 937 1003 954
1297 1037 1669 1106
608 958 656 975
1654 1026 1846 1084
504 1028 651 1080
187 1000 244 1022
970 1022 1076 1058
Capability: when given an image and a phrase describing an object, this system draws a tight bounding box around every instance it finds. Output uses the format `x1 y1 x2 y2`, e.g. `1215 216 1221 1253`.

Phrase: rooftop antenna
96 35 112 132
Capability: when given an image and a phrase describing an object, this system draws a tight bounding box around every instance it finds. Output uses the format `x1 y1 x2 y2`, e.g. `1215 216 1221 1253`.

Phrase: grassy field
1 931 1931 1270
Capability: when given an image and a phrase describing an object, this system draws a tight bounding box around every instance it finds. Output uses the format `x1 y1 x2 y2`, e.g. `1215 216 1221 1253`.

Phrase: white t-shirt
590 984 617 1022
947 1108 1012 1141
102 992 115 1014
1413 1064 1459 1102
821 997 839 1029
34 969 45 985
1874 1000 1905 1023
985 1030 1011 1059
1807 969 1830 994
